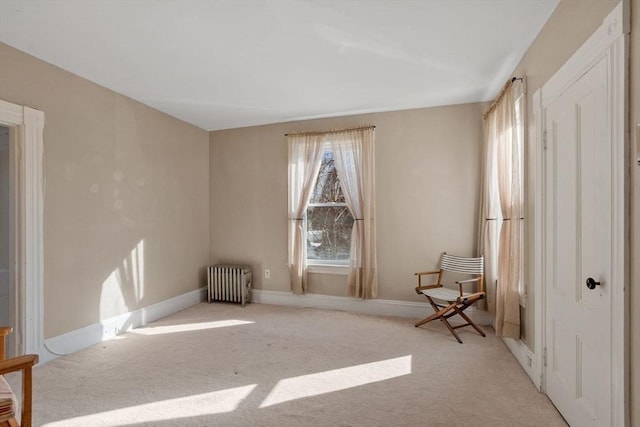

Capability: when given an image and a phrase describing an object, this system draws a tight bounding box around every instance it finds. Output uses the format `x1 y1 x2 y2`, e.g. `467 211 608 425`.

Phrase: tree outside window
306 148 353 263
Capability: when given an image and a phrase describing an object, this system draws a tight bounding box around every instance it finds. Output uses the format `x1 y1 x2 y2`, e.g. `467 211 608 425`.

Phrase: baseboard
40 287 207 364
502 337 542 390
252 289 493 325
39 287 494 364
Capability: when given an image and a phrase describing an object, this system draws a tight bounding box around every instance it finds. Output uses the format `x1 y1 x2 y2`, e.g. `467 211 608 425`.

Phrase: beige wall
210 103 484 301
0 43 210 338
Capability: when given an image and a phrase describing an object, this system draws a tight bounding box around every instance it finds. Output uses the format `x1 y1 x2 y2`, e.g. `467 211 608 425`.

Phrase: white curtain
477 115 501 313
480 80 523 339
287 134 325 294
330 128 378 299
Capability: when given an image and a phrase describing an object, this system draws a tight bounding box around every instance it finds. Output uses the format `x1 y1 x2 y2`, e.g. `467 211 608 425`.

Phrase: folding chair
0 327 38 427
414 253 486 343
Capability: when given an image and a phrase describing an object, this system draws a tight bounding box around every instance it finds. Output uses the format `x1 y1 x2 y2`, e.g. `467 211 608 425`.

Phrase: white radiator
207 265 252 306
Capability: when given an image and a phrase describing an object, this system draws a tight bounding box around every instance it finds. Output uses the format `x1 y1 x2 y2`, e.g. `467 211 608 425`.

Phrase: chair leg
439 315 463 343
414 311 441 328
415 297 448 327
456 306 486 337
416 294 490 343
416 297 464 343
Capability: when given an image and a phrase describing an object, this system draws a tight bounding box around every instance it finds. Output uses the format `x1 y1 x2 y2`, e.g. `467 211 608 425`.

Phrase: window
287 126 377 297
485 84 525 301
306 147 354 265
480 77 525 337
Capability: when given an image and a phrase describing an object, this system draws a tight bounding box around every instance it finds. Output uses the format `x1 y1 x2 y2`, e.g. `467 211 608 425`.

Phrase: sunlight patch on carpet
42 384 258 427
259 355 412 408
131 319 255 335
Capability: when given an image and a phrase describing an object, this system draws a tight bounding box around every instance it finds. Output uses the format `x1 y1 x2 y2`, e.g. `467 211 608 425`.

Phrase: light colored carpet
20 302 566 426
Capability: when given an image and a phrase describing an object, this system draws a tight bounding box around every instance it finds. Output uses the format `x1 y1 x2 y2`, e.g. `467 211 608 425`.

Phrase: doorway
0 125 11 357
0 100 45 360
534 3 627 426
544 54 612 427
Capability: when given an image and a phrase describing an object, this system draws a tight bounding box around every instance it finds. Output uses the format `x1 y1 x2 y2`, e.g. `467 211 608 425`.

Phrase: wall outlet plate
636 123 640 166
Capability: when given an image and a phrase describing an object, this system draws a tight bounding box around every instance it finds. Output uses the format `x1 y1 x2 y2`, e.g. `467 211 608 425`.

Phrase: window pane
310 149 345 203
306 206 353 261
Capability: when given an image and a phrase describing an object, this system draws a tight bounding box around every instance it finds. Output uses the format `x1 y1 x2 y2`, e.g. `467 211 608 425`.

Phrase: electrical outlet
264 269 271 279
636 123 640 165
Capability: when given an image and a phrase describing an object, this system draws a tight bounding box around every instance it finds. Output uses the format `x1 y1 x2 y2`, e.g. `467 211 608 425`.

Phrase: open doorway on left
0 125 14 358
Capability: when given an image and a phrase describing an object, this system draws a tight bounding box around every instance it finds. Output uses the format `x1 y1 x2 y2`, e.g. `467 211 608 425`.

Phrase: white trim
610 28 628 427
530 88 544 391
0 101 24 125
540 4 624 105
252 289 493 326
307 202 349 208
41 287 207 364
533 3 628 425
23 107 45 357
502 337 540 388
306 264 349 275
0 100 45 358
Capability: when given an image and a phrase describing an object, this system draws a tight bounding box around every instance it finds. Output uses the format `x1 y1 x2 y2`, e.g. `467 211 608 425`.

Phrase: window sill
307 264 349 275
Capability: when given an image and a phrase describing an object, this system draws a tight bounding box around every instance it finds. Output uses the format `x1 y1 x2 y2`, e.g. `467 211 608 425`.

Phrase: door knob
586 277 601 290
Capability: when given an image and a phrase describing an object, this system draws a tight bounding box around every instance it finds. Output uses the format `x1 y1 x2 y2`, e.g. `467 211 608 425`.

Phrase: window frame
304 143 352 273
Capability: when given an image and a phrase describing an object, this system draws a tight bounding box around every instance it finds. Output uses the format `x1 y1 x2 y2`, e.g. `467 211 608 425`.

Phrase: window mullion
307 202 348 208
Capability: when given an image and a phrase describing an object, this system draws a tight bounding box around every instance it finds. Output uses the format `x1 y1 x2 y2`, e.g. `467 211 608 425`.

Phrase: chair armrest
414 270 440 276
456 277 481 296
455 277 481 285
0 354 38 427
456 292 486 304
0 327 12 362
415 270 442 292
0 354 39 376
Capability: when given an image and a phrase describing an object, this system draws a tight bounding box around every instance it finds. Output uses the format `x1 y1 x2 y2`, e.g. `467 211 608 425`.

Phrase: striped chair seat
0 375 18 422
421 287 471 302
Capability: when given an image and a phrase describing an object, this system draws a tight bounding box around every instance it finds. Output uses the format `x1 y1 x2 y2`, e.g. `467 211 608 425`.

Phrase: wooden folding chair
414 253 486 343
0 327 38 427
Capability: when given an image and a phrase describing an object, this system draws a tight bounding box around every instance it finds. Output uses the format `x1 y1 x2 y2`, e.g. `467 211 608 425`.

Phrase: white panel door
544 55 612 426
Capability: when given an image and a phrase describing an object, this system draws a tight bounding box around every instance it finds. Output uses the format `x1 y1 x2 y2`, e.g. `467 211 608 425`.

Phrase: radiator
207 265 252 306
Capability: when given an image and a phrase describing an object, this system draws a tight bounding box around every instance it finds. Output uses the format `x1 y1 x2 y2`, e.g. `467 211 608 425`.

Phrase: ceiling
0 0 559 131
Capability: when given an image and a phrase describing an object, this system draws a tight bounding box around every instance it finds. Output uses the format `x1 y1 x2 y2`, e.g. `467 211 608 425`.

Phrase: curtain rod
285 125 375 137
483 77 524 120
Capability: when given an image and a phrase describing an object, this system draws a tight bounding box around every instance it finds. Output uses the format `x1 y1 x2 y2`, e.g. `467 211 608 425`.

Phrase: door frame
532 3 628 425
0 99 45 357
